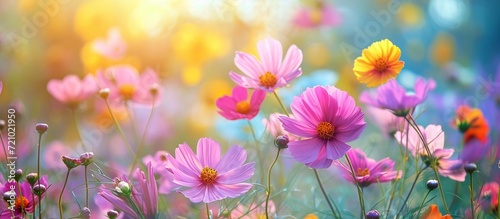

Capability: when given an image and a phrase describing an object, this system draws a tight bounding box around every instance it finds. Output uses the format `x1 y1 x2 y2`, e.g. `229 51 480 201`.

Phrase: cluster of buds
61 152 94 169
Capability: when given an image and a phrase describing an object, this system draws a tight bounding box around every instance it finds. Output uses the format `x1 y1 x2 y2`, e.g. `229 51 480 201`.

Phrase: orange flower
420 205 452 219
453 105 489 143
353 39 405 87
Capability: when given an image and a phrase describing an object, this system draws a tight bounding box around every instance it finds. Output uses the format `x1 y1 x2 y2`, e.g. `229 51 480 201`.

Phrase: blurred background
0 0 499 217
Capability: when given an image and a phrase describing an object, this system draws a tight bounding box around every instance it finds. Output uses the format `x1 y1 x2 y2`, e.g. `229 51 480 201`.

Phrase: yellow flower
353 39 404 87
303 213 319 219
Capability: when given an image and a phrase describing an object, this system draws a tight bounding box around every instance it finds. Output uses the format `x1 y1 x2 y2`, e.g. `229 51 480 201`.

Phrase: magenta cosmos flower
478 182 499 212
395 124 466 182
229 37 303 92
47 74 98 107
97 65 161 105
335 148 401 187
166 138 255 203
0 176 48 219
279 85 366 168
216 85 266 120
360 78 436 116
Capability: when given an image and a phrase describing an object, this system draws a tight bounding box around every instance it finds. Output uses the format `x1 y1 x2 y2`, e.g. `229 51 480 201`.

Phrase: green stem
206 203 211 219
314 169 339 219
59 169 71 219
265 148 281 219
129 98 155 176
397 166 427 216
126 196 146 219
72 109 88 151
104 99 137 165
415 190 431 218
36 132 43 219
247 120 264 183
469 172 475 219
85 165 89 207
345 154 366 216
273 90 290 117
405 115 450 214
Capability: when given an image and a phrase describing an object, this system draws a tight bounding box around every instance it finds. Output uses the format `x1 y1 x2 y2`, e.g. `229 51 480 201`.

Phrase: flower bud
3 191 15 202
426 179 439 191
107 210 119 219
114 181 131 197
149 84 159 96
35 123 49 134
14 169 23 182
32 184 46 196
464 163 477 174
25 173 39 186
99 88 110 99
79 152 94 166
274 135 289 149
81 207 91 219
366 210 380 219
62 156 82 169
0 120 5 130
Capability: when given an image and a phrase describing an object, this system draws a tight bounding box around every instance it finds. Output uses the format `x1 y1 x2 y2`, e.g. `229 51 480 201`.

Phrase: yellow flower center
118 84 136 100
235 100 251 114
259 72 278 88
356 168 370 177
15 196 29 209
374 58 388 73
200 167 218 184
316 122 335 140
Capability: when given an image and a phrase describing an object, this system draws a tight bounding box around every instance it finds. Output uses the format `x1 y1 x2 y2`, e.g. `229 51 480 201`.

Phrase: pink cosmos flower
97 65 161 105
364 106 406 138
262 112 298 141
0 176 48 219
142 151 176 194
47 74 98 107
166 138 255 203
229 37 303 92
360 78 436 116
395 125 466 182
216 85 266 120
98 162 158 218
231 200 276 219
293 2 342 28
478 182 499 212
334 148 401 187
279 85 366 168
93 27 126 60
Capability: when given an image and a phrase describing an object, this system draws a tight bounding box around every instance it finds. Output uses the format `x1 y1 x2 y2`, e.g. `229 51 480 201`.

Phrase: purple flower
279 85 366 168
360 78 436 116
335 148 401 187
166 138 255 203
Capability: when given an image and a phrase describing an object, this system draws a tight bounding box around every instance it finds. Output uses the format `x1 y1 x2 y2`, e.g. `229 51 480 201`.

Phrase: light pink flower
293 2 342 28
216 85 266 120
93 27 126 60
395 125 466 181
142 151 176 194
97 65 161 105
47 74 98 107
262 112 299 141
364 106 406 138
335 148 401 187
231 200 276 219
229 37 303 92
279 85 366 168
166 138 255 203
